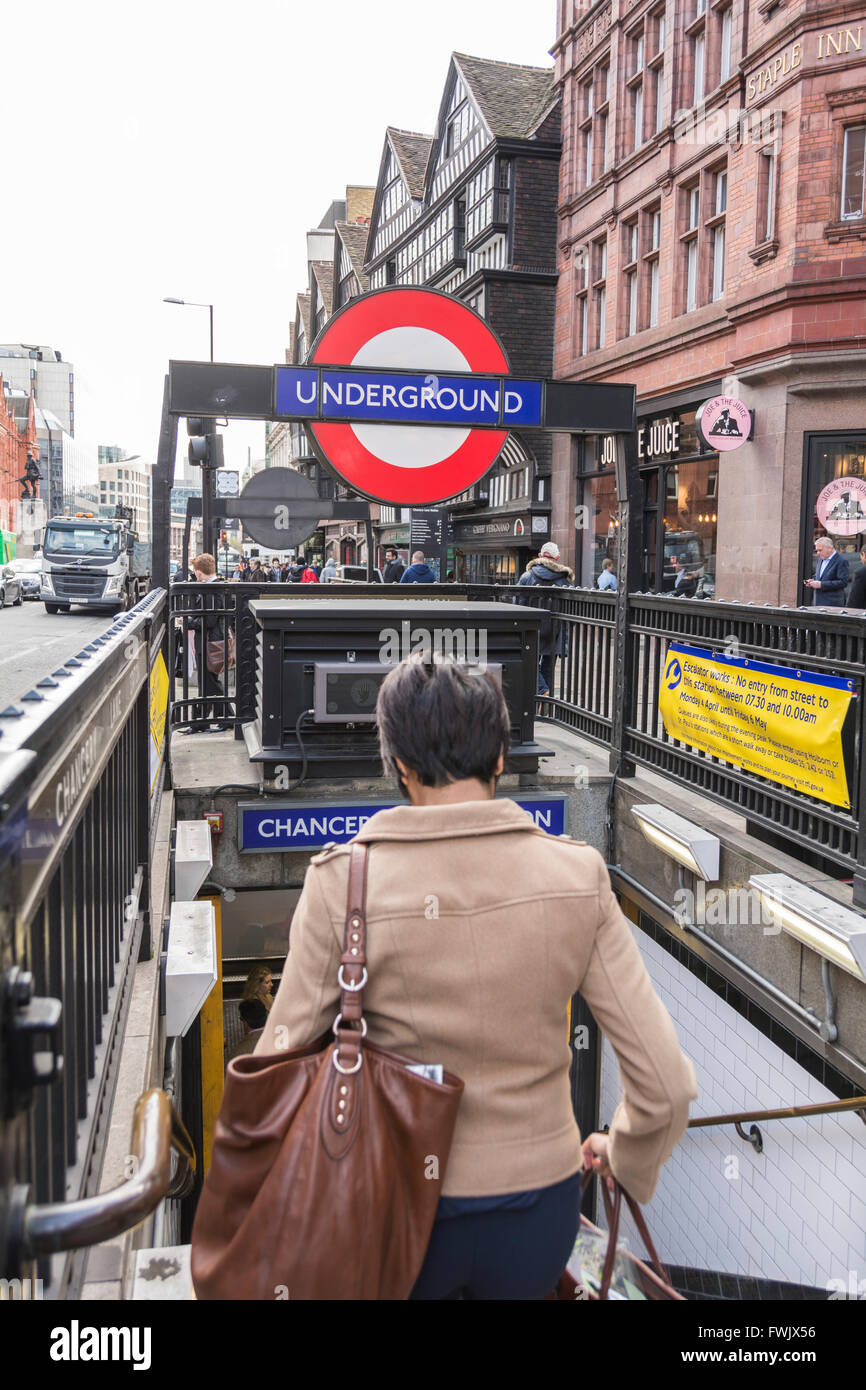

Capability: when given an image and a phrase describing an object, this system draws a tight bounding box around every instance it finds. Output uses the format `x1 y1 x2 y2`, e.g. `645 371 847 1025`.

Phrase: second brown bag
191 842 464 1300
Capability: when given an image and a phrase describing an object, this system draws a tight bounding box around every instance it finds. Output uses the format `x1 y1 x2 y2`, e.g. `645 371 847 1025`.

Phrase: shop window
802 433 866 599
578 461 619 588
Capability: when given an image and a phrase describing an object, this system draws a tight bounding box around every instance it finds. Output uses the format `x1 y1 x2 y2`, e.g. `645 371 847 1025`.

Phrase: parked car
8 556 42 600
0 566 23 606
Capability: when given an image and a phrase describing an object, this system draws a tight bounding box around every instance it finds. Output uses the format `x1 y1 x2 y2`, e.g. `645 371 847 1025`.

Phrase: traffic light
220 530 227 546
187 418 224 469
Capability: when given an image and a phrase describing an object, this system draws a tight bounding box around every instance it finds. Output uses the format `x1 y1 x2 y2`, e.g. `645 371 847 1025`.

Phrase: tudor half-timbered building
364 53 562 582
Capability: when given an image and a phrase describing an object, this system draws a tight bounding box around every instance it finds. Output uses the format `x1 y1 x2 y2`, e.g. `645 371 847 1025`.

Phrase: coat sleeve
577 852 697 1204
822 556 850 593
255 864 342 1055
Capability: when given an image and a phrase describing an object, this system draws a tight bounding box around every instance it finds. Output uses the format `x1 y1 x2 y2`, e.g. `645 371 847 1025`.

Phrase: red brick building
0 375 38 524
552 0 866 603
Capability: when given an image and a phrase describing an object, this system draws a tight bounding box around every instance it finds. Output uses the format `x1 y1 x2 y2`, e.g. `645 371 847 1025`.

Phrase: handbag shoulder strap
333 842 369 1073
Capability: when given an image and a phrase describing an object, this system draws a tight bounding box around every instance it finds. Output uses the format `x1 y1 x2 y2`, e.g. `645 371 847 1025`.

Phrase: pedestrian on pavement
300 561 319 583
269 559 281 582
257 655 696 1300
320 555 338 583
290 555 306 582
517 541 574 695
248 559 269 583
383 548 406 583
400 550 437 584
278 558 291 582
183 553 232 731
805 535 850 607
597 558 617 592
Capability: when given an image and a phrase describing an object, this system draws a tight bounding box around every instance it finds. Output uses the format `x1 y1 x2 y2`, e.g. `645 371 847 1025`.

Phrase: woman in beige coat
258 656 696 1300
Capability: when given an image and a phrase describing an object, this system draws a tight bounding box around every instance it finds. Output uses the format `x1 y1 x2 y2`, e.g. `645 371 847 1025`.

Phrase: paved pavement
0 599 114 708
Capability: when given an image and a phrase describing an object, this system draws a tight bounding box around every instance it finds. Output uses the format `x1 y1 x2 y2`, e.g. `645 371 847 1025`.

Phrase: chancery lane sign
238 794 568 852
168 286 636 508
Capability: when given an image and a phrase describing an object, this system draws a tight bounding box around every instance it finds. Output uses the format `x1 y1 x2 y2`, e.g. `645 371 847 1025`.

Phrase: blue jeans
409 1172 581 1301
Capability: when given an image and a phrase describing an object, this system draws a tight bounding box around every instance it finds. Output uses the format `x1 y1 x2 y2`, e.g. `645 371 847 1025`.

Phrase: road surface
0 600 115 709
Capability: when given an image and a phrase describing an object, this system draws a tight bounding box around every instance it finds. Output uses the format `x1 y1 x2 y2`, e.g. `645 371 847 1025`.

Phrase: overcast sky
2 0 555 474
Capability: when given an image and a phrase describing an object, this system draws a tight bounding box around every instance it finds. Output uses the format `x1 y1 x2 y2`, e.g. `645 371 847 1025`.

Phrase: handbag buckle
337 965 368 992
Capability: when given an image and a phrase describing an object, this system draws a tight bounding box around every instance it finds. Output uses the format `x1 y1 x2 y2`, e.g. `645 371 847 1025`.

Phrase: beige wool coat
257 798 697 1202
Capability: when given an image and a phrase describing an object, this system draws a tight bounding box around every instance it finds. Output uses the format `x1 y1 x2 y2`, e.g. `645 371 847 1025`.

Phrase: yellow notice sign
658 643 854 809
149 651 170 794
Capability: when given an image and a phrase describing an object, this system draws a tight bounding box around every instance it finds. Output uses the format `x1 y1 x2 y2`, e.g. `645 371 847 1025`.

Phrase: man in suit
804 536 850 607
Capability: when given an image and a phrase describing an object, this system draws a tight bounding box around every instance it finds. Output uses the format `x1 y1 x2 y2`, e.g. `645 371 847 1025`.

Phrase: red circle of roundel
306 287 511 505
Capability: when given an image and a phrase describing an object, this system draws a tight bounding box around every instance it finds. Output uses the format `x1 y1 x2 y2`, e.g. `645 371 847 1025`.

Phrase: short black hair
376 655 510 789
239 998 267 1030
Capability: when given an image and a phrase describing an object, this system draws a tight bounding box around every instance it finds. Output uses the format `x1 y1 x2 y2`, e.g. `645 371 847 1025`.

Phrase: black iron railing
167 581 866 894
0 590 169 1292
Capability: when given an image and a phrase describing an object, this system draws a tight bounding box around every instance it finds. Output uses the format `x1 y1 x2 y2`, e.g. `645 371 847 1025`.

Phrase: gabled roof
311 261 333 316
335 222 371 291
296 293 312 345
387 127 433 199
451 53 555 140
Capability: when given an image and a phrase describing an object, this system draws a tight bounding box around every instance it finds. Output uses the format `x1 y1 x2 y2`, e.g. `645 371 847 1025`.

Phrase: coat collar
352 796 539 843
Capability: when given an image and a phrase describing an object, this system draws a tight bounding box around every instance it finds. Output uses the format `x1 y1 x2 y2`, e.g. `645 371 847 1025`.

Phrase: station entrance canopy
167 286 636 507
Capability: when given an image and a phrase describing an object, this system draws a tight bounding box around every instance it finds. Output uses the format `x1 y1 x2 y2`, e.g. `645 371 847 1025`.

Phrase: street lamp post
163 296 217 555
162 297 214 362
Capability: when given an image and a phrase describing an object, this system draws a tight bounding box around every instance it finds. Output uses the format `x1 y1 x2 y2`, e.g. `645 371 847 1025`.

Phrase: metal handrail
689 1095 866 1129
15 1089 195 1260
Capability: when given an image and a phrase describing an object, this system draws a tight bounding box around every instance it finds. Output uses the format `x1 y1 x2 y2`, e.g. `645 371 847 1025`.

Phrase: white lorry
40 512 151 614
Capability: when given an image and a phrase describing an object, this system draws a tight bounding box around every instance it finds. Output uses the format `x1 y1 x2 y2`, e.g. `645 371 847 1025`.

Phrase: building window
649 5 666 134
683 184 700 312
579 74 595 187
622 221 639 337
575 247 590 356
600 113 610 172
644 205 662 328
758 149 776 242
693 32 705 105
628 26 646 151
720 7 733 82
445 100 472 157
710 167 727 300
842 125 866 220
653 65 665 134
593 239 607 349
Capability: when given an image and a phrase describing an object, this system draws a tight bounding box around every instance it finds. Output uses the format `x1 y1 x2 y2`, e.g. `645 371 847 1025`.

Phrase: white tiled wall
598 924 866 1290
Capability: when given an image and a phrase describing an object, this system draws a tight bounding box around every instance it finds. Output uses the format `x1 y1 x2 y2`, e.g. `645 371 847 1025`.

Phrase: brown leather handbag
190 842 464 1300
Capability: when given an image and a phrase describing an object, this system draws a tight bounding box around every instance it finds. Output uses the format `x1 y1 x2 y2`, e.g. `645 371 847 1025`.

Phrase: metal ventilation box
243 598 547 780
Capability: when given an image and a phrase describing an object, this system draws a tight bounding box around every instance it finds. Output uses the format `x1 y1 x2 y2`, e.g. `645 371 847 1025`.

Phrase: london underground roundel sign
305 287 511 505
